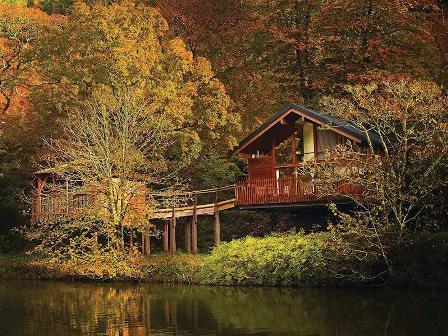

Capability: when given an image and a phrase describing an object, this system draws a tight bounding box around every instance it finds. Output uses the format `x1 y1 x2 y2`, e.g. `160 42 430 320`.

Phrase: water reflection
0 281 447 336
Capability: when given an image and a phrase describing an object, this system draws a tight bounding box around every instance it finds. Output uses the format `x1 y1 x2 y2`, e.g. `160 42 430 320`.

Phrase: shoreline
1 252 447 290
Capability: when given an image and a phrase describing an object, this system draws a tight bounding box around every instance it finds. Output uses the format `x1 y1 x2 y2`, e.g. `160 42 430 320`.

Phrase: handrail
150 185 235 197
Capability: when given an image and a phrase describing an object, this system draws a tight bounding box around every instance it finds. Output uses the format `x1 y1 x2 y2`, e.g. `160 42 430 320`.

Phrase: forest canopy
0 0 447 249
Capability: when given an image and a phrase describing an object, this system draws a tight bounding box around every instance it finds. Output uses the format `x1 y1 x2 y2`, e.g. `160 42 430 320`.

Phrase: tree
153 0 448 134
30 0 239 165
26 88 174 255
24 0 240 256
310 76 448 279
0 4 61 232
0 3 59 115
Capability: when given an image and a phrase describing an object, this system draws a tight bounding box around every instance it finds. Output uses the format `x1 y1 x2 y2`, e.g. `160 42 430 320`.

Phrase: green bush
200 233 335 287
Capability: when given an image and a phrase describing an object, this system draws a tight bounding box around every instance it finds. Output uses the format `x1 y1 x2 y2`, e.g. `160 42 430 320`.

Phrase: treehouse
31 165 149 227
234 104 380 208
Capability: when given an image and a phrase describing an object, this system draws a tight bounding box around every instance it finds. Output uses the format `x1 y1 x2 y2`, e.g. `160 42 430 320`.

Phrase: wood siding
248 156 274 181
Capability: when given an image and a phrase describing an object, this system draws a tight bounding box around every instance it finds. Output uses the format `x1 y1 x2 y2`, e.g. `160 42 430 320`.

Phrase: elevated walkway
149 198 235 219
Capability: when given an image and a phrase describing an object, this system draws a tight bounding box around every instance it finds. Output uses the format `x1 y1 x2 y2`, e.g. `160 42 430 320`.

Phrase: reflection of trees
0 282 447 336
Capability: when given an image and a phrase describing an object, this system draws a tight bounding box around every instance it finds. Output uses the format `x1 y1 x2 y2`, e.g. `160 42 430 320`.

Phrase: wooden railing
31 193 94 224
235 175 362 206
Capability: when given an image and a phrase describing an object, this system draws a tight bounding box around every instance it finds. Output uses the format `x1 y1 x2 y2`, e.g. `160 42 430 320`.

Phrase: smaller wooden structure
31 166 236 255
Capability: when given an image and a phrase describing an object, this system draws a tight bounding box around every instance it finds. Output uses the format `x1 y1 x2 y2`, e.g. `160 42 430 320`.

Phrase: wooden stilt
214 211 221 245
214 189 221 245
184 219 191 253
170 217 176 254
129 228 133 254
33 178 45 225
191 193 198 254
144 232 150 255
163 222 169 252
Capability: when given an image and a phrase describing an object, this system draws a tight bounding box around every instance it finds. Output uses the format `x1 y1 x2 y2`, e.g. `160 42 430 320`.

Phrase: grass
0 252 205 283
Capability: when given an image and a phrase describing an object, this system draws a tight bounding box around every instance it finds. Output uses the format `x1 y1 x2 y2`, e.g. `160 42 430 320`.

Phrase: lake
0 281 447 335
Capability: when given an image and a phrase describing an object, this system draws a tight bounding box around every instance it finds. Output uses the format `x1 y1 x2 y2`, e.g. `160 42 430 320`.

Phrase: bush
200 233 336 287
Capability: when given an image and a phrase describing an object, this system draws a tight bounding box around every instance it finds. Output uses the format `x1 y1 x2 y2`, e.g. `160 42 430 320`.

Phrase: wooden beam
170 216 176 254
163 222 169 252
214 189 221 245
313 123 318 158
191 193 198 254
291 127 297 164
144 232 150 255
214 211 221 245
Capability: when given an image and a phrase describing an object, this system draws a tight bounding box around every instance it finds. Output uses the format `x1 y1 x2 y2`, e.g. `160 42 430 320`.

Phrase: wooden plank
192 193 198 254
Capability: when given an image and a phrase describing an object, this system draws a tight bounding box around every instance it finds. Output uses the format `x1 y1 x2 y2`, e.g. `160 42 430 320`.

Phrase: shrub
200 233 334 287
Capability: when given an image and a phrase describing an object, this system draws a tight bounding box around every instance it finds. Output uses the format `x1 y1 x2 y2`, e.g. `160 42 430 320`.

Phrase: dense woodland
0 0 448 285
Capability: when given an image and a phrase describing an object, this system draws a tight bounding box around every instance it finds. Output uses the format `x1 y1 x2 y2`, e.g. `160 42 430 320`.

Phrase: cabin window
295 126 304 162
302 122 315 161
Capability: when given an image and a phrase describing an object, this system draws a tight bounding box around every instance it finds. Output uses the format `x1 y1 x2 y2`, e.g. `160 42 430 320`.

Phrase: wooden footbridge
149 185 236 254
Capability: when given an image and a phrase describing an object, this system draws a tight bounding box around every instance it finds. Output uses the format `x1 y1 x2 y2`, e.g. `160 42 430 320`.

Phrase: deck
235 176 359 207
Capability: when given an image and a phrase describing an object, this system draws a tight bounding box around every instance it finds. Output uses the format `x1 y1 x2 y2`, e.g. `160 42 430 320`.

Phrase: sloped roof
34 164 72 175
234 103 381 154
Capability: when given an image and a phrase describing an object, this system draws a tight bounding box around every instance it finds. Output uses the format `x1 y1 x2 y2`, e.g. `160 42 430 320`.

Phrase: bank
1 232 448 288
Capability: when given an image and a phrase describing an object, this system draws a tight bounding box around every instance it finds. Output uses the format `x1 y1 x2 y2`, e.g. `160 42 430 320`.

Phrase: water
0 281 447 336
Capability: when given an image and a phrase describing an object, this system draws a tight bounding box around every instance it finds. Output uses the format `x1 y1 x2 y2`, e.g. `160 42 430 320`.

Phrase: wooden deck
235 176 361 206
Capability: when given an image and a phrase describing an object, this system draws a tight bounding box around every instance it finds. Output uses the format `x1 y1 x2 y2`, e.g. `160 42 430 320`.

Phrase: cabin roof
34 163 74 175
234 103 381 154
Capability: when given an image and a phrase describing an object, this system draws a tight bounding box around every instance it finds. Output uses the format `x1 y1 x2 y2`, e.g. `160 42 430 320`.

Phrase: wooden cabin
31 166 149 226
234 104 380 208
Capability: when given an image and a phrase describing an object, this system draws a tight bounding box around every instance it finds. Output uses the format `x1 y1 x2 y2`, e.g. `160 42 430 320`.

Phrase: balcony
235 174 363 207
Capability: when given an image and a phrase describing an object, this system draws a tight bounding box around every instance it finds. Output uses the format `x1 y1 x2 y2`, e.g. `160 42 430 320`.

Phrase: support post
33 178 44 224
184 219 191 253
191 193 198 254
144 232 150 255
163 222 169 252
214 211 221 245
214 189 221 245
170 216 176 254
